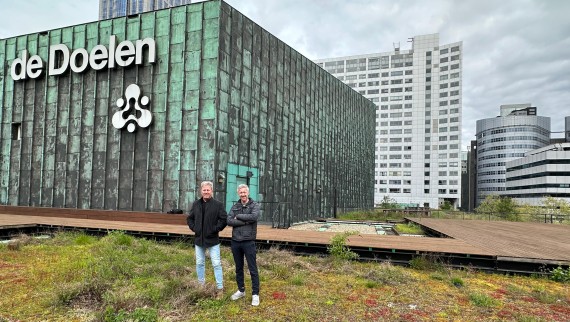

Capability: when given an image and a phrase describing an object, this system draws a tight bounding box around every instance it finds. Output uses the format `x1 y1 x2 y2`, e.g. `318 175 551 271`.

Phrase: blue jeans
231 240 259 295
195 244 223 290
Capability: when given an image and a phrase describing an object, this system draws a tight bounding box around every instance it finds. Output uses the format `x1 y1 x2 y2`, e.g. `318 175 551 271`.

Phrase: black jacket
227 198 259 241
187 197 227 247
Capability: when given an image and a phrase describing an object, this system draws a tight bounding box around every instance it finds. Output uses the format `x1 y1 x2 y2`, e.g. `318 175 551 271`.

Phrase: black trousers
231 240 259 295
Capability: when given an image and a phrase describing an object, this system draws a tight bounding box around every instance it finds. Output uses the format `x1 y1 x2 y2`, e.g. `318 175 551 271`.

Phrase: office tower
503 141 570 206
460 150 469 210
315 33 463 208
99 0 192 19
467 140 478 212
475 104 550 205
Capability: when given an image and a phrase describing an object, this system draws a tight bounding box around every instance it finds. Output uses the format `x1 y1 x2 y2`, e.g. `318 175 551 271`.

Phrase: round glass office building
475 106 550 205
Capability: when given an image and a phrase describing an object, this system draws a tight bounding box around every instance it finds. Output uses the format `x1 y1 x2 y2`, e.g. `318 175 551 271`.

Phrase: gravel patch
290 222 378 235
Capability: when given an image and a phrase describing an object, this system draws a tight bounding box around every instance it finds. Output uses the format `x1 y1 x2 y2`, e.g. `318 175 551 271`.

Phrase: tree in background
379 195 399 209
440 201 453 211
519 196 570 215
475 195 520 221
540 196 570 217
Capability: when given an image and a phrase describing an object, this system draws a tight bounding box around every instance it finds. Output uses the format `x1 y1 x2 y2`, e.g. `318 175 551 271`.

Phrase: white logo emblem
112 84 152 132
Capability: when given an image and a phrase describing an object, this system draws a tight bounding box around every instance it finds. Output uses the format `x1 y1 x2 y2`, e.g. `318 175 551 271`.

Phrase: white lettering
11 35 156 81
10 50 45 80
70 48 89 73
135 38 156 64
108 35 116 69
10 50 28 80
89 45 108 70
115 40 135 67
27 55 44 79
48 44 70 76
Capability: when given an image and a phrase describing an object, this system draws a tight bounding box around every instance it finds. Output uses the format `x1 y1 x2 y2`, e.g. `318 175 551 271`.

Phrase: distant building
99 0 192 19
467 140 478 211
475 104 550 205
503 141 570 206
460 149 469 210
315 33 463 209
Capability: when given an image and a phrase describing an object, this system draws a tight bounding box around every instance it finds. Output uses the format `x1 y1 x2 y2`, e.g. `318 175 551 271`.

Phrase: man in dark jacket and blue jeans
187 181 227 299
227 184 260 306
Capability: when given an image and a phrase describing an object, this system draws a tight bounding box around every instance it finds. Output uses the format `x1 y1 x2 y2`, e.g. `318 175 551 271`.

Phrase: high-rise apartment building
99 0 192 19
475 104 550 205
315 33 463 208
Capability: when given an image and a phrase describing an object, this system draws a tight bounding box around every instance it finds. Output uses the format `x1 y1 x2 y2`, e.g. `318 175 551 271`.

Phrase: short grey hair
201 181 214 189
237 184 249 192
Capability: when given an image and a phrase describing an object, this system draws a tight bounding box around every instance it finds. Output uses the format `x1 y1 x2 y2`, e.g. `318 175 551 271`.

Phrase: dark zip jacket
227 198 259 241
187 197 227 247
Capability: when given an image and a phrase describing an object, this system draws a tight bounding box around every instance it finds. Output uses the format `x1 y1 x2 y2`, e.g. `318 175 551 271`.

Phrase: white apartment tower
315 33 463 208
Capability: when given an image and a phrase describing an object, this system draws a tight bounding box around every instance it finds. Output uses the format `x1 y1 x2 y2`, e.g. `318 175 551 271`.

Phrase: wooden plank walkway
1 206 569 266
0 212 490 257
408 218 570 264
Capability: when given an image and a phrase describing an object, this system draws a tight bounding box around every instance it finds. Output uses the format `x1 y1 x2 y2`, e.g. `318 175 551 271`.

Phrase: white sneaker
231 290 245 301
252 294 260 306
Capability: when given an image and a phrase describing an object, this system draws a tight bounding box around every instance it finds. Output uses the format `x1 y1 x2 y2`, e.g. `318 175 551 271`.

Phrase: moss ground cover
1 232 568 321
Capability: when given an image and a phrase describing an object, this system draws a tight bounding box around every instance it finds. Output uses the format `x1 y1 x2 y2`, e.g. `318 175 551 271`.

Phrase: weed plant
327 231 359 261
549 266 570 283
469 292 500 307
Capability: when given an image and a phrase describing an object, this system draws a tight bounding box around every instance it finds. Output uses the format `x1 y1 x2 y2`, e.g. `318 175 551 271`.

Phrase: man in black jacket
227 184 261 306
187 181 227 298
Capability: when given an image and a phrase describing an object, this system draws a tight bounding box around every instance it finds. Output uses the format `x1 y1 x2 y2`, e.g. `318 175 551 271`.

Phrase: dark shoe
215 289 224 300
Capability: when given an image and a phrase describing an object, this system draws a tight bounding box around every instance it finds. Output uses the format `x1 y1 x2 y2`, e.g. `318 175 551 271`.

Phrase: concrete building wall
0 0 375 222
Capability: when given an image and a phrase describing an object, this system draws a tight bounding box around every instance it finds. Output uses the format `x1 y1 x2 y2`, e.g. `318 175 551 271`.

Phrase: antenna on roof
393 42 400 52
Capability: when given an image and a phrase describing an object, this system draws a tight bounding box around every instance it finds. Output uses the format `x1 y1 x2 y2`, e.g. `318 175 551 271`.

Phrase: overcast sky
1 0 569 149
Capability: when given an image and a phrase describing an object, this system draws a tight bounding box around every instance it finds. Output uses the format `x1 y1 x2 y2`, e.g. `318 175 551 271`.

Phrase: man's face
201 185 213 200
238 188 249 203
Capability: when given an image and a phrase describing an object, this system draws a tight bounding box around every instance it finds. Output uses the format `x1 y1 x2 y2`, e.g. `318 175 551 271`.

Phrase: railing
338 207 570 225
425 211 570 224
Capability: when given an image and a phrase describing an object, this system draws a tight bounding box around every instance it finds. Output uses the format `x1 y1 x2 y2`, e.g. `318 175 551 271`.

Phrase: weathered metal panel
218 2 375 221
0 1 373 219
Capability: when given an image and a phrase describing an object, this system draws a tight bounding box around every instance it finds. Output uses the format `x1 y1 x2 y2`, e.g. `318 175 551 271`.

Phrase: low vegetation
339 195 570 226
327 231 359 260
1 231 569 321
394 222 424 235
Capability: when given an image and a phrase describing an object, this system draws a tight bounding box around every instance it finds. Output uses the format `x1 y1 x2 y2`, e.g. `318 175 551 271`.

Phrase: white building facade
503 143 570 206
475 105 550 205
315 33 463 208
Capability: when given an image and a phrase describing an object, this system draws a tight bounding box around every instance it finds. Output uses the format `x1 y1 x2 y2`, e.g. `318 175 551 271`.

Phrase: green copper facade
0 0 374 222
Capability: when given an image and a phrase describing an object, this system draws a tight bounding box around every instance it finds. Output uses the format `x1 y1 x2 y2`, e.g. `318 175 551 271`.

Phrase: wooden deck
407 218 570 264
1 206 569 268
0 212 489 256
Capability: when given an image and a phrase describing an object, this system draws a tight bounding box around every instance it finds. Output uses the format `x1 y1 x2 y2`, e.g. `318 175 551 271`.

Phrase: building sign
10 35 156 81
112 84 152 132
